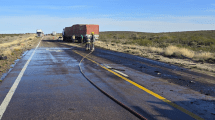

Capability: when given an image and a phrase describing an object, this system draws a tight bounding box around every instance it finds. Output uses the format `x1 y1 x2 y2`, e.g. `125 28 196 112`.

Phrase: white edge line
0 37 43 119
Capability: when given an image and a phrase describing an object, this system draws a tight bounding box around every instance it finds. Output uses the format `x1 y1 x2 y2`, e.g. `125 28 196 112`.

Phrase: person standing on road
81 35 83 43
86 36 91 50
91 32 95 51
72 35 75 43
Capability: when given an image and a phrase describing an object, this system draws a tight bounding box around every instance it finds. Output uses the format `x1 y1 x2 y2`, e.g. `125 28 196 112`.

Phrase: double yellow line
74 50 203 120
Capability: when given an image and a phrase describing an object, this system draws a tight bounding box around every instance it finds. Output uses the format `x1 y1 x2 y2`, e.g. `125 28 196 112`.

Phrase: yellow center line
73 50 204 120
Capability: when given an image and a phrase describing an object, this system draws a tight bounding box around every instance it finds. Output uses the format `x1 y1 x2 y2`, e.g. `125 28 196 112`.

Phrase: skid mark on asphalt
73 50 204 120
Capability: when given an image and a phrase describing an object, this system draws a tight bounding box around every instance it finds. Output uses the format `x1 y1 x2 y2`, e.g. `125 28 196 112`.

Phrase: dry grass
0 36 35 48
0 35 36 55
96 41 215 61
194 52 214 60
179 48 195 58
1 46 25 56
164 47 174 56
12 46 22 51
2 49 12 56
163 45 215 60
94 41 215 72
148 47 163 53
164 46 195 58
0 34 40 79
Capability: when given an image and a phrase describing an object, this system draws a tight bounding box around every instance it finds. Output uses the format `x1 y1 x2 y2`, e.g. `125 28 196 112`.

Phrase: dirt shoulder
94 41 215 77
0 34 42 80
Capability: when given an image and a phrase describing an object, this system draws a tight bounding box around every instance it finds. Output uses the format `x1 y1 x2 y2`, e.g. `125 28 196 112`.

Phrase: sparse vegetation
95 30 215 73
0 33 40 79
99 30 215 62
0 34 21 38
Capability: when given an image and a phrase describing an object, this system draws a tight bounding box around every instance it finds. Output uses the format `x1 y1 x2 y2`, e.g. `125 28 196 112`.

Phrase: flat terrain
0 36 214 119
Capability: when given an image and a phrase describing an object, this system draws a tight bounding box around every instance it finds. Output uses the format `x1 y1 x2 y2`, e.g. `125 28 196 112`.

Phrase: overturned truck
62 24 99 43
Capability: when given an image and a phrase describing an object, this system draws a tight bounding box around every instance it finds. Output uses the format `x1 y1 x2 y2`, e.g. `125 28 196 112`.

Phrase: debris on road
189 81 195 83
154 70 161 75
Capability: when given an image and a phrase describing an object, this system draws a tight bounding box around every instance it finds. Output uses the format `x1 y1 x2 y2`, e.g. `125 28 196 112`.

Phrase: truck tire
83 37 86 43
77 37 81 43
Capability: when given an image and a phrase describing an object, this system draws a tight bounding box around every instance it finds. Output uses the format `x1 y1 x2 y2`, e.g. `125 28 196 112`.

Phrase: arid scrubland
1 31 215 79
0 34 41 79
95 31 215 73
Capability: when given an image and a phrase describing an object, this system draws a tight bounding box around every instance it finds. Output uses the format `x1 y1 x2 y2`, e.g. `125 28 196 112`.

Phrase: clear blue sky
0 0 215 33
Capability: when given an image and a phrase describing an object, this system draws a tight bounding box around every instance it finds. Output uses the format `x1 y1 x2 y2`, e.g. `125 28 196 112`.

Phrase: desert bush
179 48 195 58
111 40 121 43
130 33 138 39
0 34 20 38
194 52 214 60
137 39 153 46
148 47 163 53
140 35 146 39
164 46 176 56
100 30 215 52
164 46 195 58
188 41 198 46
2 49 12 56
13 46 22 51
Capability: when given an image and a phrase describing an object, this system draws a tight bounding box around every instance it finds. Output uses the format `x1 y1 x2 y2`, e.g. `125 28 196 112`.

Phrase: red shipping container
63 24 99 42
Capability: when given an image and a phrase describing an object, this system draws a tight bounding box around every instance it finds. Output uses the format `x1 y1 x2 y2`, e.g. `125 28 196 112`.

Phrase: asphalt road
0 36 214 120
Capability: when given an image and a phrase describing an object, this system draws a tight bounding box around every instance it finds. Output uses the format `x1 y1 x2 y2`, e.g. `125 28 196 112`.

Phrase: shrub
164 45 194 58
148 47 163 53
194 52 214 60
2 49 12 56
136 39 153 46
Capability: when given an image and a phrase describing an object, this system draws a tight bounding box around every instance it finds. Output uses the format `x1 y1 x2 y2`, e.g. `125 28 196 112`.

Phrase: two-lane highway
0 36 214 119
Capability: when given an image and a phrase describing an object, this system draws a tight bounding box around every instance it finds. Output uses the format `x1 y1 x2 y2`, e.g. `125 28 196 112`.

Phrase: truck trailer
62 24 99 43
52 31 56 36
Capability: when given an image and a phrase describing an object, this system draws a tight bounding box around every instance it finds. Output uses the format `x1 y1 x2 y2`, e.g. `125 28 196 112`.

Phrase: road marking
0 37 43 119
47 51 58 63
103 64 129 77
113 70 129 77
73 50 204 120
